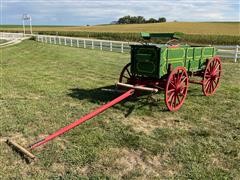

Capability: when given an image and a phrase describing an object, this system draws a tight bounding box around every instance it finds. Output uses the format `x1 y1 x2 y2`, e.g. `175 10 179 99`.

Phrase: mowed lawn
0 40 239 179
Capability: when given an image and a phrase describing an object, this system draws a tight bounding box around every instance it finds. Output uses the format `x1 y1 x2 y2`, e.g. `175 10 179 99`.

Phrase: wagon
118 32 222 111
8 32 222 159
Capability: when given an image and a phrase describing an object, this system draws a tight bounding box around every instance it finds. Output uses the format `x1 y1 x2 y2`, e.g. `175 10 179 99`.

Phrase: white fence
35 34 239 62
36 35 132 53
215 45 239 63
0 32 24 40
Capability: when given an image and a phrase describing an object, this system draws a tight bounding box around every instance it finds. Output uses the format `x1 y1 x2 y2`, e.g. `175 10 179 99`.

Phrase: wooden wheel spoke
213 79 218 87
180 77 187 86
168 89 175 94
204 78 211 86
212 63 220 73
170 94 175 107
173 95 177 107
126 68 131 77
209 80 214 92
176 94 181 105
205 74 211 78
168 92 175 102
205 80 211 91
170 81 176 88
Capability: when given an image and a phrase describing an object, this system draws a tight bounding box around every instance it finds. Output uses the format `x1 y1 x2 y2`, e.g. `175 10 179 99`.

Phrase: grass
0 39 7 44
0 40 240 179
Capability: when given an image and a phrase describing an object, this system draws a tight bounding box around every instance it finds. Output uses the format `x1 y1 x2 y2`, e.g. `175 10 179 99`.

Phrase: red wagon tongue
29 89 135 150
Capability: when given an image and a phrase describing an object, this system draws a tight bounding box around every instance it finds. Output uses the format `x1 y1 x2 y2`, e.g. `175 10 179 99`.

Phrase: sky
1 0 240 25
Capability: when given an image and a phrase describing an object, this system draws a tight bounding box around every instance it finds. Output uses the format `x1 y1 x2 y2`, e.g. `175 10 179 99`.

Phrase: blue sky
1 0 240 25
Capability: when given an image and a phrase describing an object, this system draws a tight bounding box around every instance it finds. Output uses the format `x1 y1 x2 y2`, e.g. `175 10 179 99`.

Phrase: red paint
30 89 135 149
202 56 222 96
165 67 189 111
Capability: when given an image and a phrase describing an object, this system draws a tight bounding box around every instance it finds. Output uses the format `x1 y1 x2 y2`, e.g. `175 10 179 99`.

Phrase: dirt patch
79 147 182 178
122 115 192 135
208 154 230 171
0 133 28 145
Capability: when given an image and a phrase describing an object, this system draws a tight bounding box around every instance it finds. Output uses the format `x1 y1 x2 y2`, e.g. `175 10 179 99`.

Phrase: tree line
114 15 166 24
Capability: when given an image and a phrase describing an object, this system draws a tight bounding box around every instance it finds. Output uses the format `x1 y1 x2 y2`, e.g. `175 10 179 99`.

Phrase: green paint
131 45 216 78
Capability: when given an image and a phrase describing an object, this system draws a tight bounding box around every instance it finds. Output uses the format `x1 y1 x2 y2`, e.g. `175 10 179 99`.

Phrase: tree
118 15 131 24
117 15 165 24
158 17 166 22
147 18 158 23
136 16 145 24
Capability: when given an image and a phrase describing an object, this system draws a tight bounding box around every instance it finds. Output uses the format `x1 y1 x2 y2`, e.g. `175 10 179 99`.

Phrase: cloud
2 0 240 25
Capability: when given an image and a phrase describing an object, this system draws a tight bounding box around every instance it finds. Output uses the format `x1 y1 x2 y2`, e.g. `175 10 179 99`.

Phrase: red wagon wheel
202 56 222 96
165 67 189 111
119 63 135 84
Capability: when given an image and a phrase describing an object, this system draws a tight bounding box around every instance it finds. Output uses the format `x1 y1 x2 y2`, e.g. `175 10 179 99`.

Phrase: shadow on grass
67 85 168 116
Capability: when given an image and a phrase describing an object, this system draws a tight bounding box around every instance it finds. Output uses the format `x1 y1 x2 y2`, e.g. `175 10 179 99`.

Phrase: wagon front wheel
119 63 135 84
165 67 189 111
202 56 222 96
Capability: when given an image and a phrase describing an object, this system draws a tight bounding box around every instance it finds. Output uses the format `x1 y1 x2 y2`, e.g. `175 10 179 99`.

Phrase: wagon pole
29 89 135 150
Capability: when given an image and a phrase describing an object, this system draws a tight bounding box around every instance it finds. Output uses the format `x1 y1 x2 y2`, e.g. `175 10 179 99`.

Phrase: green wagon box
130 44 216 78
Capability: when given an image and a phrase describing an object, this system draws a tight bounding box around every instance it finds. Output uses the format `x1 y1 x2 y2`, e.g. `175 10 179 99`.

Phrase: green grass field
0 40 239 179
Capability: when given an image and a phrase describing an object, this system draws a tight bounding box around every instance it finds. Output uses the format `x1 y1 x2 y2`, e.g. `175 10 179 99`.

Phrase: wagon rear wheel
202 56 222 96
165 67 189 111
119 63 135 84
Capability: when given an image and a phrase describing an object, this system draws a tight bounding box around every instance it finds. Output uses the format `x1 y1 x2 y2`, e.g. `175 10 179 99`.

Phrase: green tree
158 17 166 22
147 18 158 23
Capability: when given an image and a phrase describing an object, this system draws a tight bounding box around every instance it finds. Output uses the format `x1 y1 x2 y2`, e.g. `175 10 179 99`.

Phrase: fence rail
0 32 24 40
36 34 133 53
215 45 239 62
1 32 239 62
36 34 239 62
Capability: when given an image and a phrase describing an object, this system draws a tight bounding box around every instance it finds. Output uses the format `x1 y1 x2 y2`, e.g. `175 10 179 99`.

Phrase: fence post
110 41 112 51
121 43 124 53
77 39 79 47
45 36 48 43
92 40 94 49
59 37 61 45
54 37 56 44
41 36 43 42
70 38 73 46
49 37 52 44
64 37 67 46
84 40 86 48
100 41 102 50
234 45 239 63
